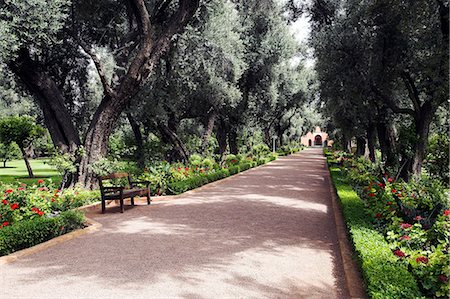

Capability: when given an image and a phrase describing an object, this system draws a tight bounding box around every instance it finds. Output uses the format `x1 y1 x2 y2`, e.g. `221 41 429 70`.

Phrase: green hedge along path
0 148 360 298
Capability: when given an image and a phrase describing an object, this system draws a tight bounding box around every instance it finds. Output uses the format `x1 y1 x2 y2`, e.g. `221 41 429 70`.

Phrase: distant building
300 127 333 147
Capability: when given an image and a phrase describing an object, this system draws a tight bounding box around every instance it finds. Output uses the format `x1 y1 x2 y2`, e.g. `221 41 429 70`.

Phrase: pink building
300 127 333 147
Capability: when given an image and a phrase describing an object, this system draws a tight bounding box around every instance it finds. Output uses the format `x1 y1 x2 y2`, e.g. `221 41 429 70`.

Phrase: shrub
0 211 85 256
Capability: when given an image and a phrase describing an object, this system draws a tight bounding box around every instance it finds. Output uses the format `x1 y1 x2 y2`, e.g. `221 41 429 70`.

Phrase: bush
0 210 85 256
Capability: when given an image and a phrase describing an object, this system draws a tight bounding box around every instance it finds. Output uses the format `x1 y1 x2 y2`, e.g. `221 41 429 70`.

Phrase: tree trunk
3 160 6 168
126 112 145 168
20 147 34 178
156 121 189 163
342 133 351 153
376 121 398 167
263 127 271 146
367 125 376 162
228 128 238 155
355 137 366 157
216 119 228 156
411 102 434 177
201 110 217 153
11 49 81 153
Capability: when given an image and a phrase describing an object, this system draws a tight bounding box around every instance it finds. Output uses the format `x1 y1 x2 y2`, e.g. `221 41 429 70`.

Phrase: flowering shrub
0 180 98 228
328 150 450 297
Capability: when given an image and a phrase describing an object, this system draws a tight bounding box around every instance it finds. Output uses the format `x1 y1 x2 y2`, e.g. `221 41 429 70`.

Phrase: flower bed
326 150 449 298
139 149 285 196
0 180 99 256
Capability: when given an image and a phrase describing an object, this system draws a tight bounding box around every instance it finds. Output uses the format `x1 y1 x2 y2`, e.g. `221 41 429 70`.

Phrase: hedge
0 211 85 256
329 167 424 299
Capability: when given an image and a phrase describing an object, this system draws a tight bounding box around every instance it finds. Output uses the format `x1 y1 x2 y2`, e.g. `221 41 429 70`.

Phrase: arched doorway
314 135 322 146
308 139 312 146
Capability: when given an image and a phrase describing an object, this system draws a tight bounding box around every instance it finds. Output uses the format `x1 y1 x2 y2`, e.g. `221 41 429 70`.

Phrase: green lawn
0 159 61 185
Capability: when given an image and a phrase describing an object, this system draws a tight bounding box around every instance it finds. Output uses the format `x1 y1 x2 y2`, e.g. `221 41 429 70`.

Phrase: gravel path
1 148 352 299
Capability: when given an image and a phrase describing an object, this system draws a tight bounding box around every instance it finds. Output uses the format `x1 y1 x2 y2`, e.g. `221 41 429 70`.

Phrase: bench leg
102 199 106 214
147 190 151 205
131 196 135 206
120 198 124 213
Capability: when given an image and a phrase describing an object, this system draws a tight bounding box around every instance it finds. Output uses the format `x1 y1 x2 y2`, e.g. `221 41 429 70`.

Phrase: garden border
327 162 367 299
0 217 101 265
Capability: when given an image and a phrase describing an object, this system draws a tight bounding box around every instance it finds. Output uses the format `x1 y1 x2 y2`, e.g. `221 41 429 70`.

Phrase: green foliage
425 133 449 185
0 115 44 149
0 0 69 61
0 210 85 256
0 142 20 167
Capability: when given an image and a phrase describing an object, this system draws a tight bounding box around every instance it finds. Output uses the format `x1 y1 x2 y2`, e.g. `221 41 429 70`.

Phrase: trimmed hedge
329 167 424 299
0 211 85 256
167 159 271 195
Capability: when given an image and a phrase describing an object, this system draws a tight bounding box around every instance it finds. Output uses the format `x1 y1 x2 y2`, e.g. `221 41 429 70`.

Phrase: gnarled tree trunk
201 109 217 153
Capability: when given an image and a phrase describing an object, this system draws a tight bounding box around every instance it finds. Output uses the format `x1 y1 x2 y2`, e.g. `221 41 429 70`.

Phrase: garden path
0 148 358 298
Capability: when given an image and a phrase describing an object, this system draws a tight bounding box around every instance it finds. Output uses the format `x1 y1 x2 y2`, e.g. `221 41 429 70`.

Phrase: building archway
314 135 322 146
308 139 312 146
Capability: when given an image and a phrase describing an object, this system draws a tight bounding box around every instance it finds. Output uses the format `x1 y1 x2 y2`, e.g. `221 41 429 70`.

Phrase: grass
329 166 424 299
0 159 61 185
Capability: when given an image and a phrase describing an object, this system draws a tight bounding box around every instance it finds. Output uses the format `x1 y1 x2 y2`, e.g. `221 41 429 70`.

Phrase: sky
289 14 315 68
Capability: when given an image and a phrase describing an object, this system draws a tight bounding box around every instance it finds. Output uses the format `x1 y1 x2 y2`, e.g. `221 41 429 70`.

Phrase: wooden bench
98 172 151 213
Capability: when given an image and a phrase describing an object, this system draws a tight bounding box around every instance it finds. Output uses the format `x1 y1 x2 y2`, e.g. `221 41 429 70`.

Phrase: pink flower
399 235 411 241
438 275 449 283
414 215 423 221
393 249 406 258
444 210 450 217
388 177 394 183
37 179 44 184
400 223 412 229
17 187 24 191
416 256 429 264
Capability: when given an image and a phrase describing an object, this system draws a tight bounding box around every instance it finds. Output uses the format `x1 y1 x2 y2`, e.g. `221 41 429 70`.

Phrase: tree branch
371 86 416 117
400 71 421 116
78 41 115 99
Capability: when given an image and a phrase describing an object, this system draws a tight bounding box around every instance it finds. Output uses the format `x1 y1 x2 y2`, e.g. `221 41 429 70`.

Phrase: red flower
375 213 382 219
177 167 181 171
37 211 44 216
2 199 7 205
392 189 397 193
393 249 406 258
438 275 449 283
10 203 19 210
444 210 450 216
51 198 55 202
388 177 394 183
386 201 393 206
5 189 13 194
185 167 189 171
369 193 376 197
378 183 384 187
37 179 44 184
399 235 411 241
414 215 423 221
2 221 9 227
400 223 412 229
416 256 429 264
17 187 24 191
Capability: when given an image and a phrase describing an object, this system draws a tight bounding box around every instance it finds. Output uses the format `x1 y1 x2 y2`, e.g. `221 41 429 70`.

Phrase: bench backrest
98 173 132 195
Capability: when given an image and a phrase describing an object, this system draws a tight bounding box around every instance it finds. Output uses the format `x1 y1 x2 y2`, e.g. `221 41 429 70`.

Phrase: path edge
326 161 367 299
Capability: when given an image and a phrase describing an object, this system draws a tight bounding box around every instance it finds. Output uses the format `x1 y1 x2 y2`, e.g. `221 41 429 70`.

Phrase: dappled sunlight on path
0 148 349 298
